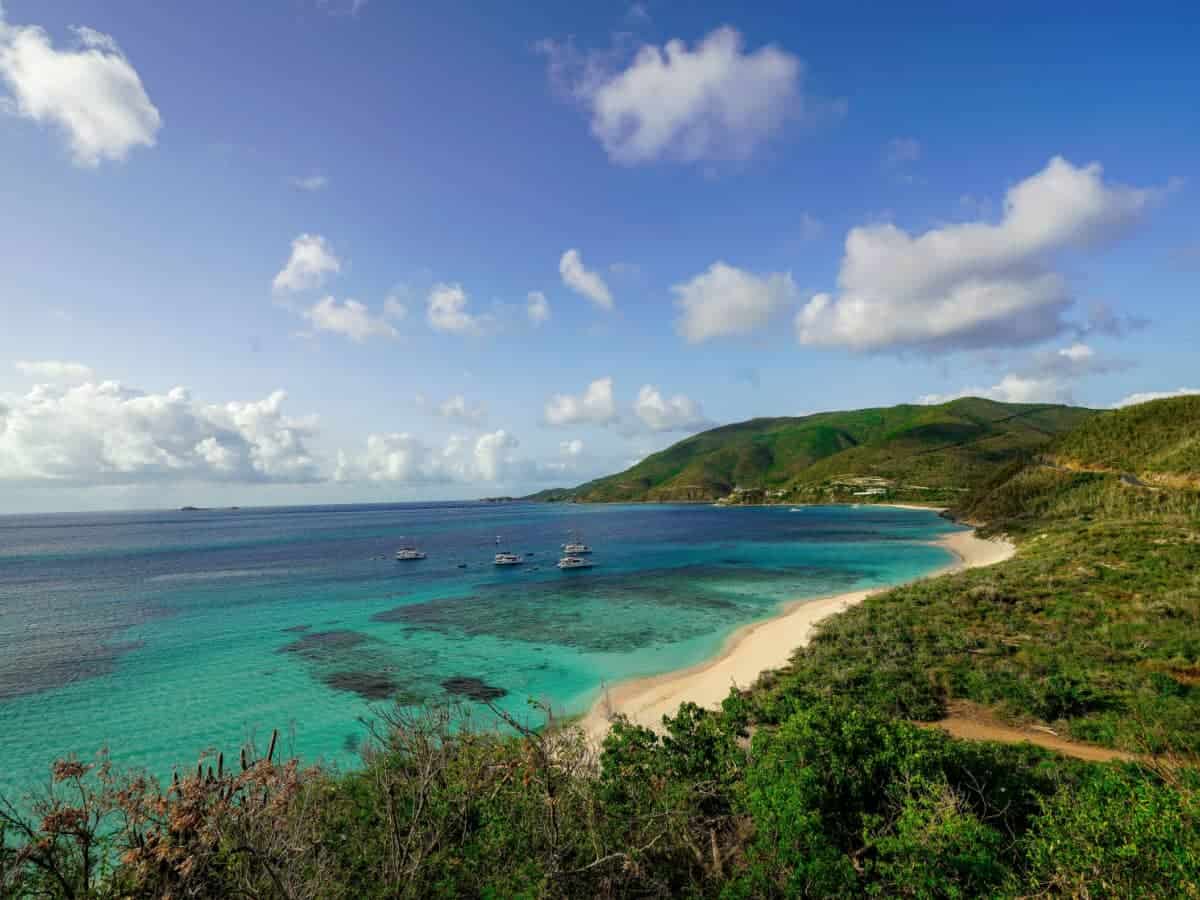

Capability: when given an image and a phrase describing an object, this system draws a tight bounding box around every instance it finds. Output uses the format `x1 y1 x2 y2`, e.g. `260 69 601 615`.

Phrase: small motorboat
494 552 524 566
396 546 426 561
557 555 593 570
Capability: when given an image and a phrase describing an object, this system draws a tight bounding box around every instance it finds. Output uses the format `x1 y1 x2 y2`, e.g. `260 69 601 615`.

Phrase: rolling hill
1045 394 1200 488
954 395 1200 527
531 397 1097 505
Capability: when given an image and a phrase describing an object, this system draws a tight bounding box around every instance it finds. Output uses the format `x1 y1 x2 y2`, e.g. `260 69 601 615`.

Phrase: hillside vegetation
1045 394 1200 488
5 398 1200 898
534 397 1095 505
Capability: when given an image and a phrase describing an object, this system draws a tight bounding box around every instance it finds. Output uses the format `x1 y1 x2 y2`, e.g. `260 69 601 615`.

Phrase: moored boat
556 555 593 570
562 529 592 554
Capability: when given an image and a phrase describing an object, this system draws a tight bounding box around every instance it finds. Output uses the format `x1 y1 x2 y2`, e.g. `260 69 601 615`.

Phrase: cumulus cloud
633 385 711 432
544 377 617 426
426 283 492 335
541 27 808 164
797 157 1156 353
0 380 319 484
14 360 93 381
674 262 798 343
0 10 161 166
335 429 564 485
303 296 397 341
527 290 550 325
289 173 329 191
436 394 486 425
918 374 1071 406
1114 387 1200 408
559 249 613 310
272 234 341 294
560 439 584 457
918 342 1131 406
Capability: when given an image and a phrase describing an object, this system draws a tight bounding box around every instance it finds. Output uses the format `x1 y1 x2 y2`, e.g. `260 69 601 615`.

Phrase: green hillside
1045 395 1200 487
956 395 1200 528
539 397 1095 505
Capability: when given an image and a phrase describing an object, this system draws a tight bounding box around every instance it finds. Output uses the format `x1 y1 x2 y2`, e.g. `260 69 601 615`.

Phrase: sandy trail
928 716 1137 763
580 523 1015 744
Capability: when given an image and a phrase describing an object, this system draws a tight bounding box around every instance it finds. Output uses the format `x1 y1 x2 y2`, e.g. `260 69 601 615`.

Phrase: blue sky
0 0 1197 512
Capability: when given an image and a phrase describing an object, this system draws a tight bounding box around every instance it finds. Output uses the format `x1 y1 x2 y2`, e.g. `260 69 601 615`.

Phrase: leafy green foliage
753 517 1200 754
1022 765 1200 897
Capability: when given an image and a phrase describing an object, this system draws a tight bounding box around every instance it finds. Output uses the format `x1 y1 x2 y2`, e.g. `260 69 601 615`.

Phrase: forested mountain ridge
531 397 1096 505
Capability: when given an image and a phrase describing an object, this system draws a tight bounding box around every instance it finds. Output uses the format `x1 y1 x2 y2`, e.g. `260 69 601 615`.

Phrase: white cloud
544 377 617 426
437 394 486 425
335 429 544 485
289 173 329 191
918 374 1070 406
918 342 1132 406
884 137 921 166
559 249 613 310
0 10 161 166
1114 388 1200 408
426 283 491 335
544 27 805 164
633 385 711 432
303 296 397 341
797 157 1155 353
527 290 550 325
560 439 584 457
673 262 798 343
1057 342 1093 363
272 234 341 294
14 360 93 382
0 380 319 484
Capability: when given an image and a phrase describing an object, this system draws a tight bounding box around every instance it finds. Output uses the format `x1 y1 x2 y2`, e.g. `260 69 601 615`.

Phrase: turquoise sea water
0 502 959 797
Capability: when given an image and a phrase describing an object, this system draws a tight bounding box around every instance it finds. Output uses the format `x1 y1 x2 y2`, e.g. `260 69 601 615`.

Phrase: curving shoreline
580 523 1015 744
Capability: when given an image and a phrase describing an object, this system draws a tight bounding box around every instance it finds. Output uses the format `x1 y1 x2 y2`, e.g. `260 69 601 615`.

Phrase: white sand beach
580 525 1015 744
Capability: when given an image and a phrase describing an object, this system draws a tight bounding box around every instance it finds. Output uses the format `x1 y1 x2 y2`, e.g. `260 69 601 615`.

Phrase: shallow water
0 502 958 796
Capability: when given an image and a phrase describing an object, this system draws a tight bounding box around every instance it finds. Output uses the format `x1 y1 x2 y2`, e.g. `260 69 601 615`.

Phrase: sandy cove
580 522 1015 744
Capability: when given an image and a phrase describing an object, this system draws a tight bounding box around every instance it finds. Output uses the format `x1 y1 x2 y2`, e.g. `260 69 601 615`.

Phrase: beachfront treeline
4 397 1200 897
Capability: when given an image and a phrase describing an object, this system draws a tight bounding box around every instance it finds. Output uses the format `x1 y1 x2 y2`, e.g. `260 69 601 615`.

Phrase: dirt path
926 704 1138 763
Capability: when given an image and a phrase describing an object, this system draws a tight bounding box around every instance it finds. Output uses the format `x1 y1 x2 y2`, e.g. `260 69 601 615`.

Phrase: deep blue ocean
0 501 959 797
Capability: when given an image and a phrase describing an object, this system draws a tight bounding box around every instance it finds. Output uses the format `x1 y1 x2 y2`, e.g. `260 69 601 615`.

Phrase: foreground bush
5 694 1199 898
